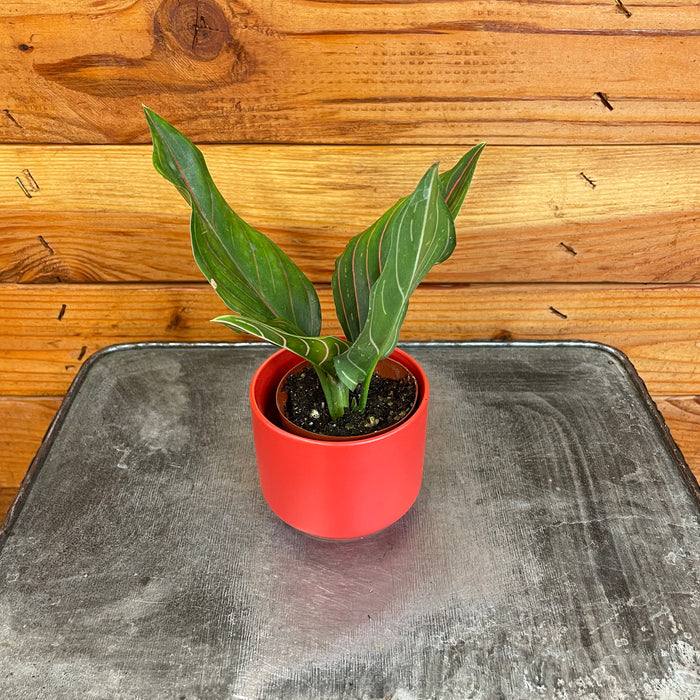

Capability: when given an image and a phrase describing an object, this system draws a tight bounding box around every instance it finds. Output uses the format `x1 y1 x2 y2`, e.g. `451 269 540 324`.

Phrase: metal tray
1 341 698 699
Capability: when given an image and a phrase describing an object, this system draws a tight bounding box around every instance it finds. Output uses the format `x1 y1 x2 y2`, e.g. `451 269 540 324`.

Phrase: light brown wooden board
0 396 61 487
2 145 700 283
0 488 16 523
657 396 700 472
1 282 699 396
1 1 700 144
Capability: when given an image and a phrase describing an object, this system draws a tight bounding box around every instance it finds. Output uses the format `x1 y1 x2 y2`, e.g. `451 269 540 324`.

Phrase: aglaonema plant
144 106 484 422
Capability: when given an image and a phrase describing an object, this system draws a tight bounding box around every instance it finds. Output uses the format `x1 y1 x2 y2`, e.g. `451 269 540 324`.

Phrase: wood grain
657 396 700 472
0 488 16 523
0 282 698 396
2 145 700 284
1 1 700 144
0 396 60 487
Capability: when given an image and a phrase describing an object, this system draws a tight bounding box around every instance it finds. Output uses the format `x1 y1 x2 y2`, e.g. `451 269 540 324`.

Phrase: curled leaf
214 315 349 375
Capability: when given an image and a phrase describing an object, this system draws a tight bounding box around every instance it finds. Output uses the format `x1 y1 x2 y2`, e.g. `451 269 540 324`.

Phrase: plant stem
356 359 378 413
315 366 350 420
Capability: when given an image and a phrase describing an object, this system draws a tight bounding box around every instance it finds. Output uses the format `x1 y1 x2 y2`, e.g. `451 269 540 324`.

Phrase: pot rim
249 346 429 446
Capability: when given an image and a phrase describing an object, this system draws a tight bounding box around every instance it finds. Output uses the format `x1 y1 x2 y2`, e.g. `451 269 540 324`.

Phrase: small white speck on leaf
210 279 217 290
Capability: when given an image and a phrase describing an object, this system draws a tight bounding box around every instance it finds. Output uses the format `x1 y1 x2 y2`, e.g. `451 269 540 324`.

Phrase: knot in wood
156 0 231 61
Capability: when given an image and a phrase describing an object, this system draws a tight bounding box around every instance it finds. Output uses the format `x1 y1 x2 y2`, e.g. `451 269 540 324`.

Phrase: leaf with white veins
215 315 349 374
332 143 485 342
145 106 321 338
333 163 454 391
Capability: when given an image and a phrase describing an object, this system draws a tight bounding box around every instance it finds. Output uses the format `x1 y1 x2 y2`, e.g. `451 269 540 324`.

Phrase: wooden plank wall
1 0 699 516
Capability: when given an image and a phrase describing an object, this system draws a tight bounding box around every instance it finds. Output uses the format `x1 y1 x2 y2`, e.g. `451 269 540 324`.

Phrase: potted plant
144 106 484 539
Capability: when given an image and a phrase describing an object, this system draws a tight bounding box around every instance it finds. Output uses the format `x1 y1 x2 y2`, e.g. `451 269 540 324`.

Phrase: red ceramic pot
249 346 429 540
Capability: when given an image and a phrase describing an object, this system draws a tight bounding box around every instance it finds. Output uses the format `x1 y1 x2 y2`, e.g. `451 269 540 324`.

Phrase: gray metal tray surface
1 341 699 699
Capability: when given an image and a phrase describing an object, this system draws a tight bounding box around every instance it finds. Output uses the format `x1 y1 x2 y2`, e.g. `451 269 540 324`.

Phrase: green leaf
331 201 401 343
214 315 349 375
144 106 321 338
215 314 352 418
441 143 487 220
333 163 455 393
331 143 485 341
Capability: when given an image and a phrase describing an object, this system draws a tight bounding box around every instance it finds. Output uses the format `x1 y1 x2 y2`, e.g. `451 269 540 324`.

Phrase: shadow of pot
249 347 429 540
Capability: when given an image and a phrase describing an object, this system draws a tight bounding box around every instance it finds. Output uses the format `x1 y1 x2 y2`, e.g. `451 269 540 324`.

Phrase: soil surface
282 367 417 438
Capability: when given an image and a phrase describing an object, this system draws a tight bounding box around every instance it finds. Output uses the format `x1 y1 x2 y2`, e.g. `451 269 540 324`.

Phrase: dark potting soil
282 367 417 438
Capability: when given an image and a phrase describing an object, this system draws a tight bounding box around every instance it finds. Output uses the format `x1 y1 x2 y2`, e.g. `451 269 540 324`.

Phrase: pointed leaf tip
145 110 322 339
333 160 455 389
